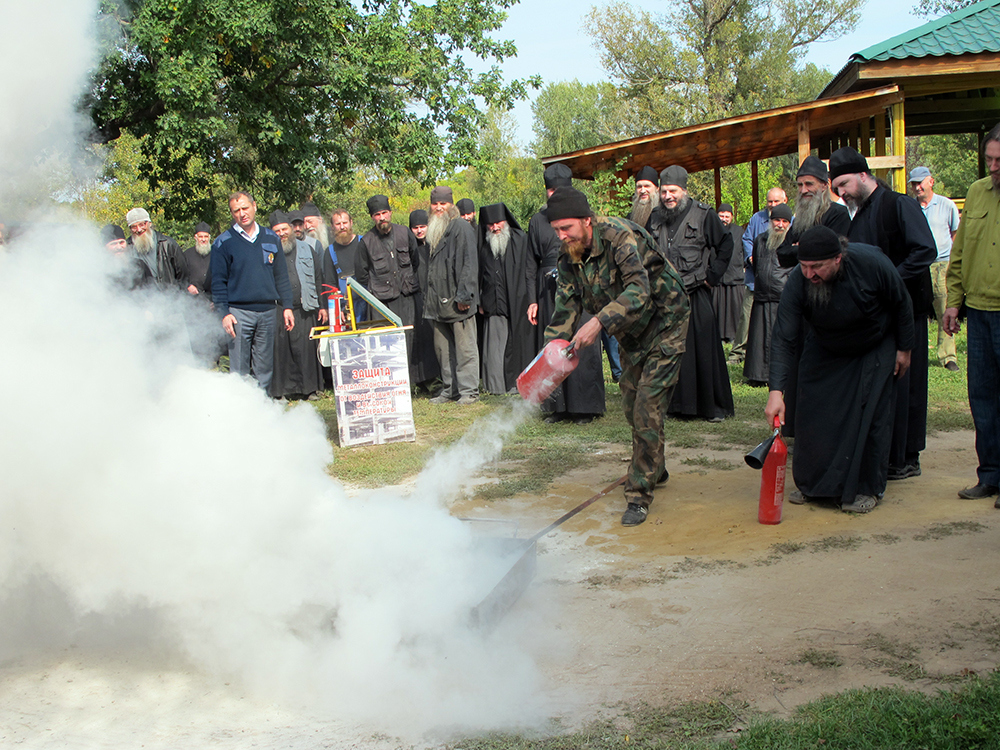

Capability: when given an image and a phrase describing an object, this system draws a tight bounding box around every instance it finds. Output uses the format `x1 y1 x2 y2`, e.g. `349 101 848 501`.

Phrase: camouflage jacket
544 216 690 357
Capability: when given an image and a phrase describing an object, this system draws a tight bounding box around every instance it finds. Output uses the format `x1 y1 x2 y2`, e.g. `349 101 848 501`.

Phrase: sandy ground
2 430 998 748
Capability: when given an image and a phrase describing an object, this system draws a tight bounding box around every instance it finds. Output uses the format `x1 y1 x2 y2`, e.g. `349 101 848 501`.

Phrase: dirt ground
2 429 998 748
455 428 1000 720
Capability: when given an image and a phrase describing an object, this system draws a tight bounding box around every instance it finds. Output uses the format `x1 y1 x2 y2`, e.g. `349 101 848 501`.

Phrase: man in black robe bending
765 226 914 514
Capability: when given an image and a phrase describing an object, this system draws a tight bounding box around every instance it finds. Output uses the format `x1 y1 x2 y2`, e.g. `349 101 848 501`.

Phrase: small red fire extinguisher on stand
322 284 345 333
745 416 787 525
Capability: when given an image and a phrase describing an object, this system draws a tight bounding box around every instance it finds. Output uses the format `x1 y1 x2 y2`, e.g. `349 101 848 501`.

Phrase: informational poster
328 330 415 447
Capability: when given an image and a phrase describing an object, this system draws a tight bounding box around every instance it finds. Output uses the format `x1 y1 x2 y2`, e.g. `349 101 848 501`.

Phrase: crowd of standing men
98 124 1000 525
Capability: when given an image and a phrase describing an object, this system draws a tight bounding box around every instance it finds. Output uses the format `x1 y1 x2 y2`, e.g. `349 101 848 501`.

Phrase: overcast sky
494 0 929 149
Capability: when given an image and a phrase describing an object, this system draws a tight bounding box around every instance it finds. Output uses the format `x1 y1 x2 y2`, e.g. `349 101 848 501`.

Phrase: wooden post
891 102 906 193
714 167 722 208
860 117 871 157
751 160 760 213
874 112 887 182
798 114 811 165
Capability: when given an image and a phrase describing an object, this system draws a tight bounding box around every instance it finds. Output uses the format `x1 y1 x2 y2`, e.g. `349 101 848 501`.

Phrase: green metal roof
852 0 1000 62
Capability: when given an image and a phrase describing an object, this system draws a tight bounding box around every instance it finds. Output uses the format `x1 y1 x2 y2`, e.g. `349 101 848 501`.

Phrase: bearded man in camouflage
544 187 690 527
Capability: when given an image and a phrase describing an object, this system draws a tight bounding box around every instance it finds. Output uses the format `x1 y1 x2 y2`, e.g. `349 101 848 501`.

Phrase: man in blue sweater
210 192 295 393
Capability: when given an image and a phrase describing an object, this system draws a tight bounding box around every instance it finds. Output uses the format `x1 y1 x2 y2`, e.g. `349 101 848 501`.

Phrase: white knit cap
125 207 151 226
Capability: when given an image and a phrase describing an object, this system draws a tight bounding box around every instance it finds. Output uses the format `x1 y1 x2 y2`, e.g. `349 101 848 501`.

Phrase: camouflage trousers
618 319 689 509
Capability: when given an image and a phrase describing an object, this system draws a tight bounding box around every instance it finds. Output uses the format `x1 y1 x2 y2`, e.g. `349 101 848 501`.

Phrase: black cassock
271 245 324 399
478 207 536 392
769 244 914 503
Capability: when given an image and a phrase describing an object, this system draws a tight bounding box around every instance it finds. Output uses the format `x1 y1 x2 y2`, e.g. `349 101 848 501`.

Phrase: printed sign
328 330 415 447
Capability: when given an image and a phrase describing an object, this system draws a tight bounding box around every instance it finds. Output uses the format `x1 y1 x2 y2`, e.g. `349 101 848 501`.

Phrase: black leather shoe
957 483 999 500
621 503 648 526
543 413 565 424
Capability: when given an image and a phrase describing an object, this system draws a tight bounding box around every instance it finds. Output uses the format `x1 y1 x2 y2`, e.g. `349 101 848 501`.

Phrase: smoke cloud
0 0 552 744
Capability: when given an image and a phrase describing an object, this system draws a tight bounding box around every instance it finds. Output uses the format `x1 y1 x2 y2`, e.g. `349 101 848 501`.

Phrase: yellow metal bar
891 102 907 193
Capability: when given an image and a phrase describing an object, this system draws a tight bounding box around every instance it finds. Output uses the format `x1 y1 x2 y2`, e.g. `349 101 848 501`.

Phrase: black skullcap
268 210 288 227
797 155 829 182
828 147 869 181
769 204 793 222
409 209 428 228
456 198 475 215
797 225 842 261
288 209 305 224
430 186 453 204
543 163 573 189
480 203 506 225
366 195 390 215
659 165 688 189
299 202 321 218
194 221 211 234
101 224 125 243
635 166 660 186
546 187 592 221
718 203 734 214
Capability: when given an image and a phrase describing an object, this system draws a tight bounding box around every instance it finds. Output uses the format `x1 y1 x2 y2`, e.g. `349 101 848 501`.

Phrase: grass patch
681 456 738 471
449 673 1000 750
794 648 843 669
672 557 746 575
808 535 864 552
872 533 901 545
913 520 987 541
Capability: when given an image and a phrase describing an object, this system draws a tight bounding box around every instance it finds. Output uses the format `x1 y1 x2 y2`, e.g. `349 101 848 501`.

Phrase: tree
584 0 864 127
530 80 630 158
914 0 977 17
906 134 979 198
85 0 538 224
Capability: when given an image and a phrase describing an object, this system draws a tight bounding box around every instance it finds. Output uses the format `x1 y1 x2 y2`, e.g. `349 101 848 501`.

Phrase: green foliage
906 134 980 198
85 0 538 227
583 0 862 127
530 80 630 158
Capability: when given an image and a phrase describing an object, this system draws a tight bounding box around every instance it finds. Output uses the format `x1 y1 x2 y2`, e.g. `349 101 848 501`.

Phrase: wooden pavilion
541 0 1000 210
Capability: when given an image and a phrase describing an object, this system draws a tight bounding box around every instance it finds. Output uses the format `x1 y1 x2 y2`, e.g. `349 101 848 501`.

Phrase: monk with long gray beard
269 211 325 400
424 186 480 404
477 203 534 395
125 207 186 289
776 156 851 267
766 226 914 514
743 204 792 385
300 202 330 252
628 165 660 230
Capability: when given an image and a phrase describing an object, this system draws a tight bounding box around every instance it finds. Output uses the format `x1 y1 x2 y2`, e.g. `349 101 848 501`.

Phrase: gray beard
631 191 659 227
427 205 459 251
132 230 155 255
308 223 329 249
659 195 691 226
194 239 211 256
794 189 831 232
487 224 511 258
765 227 789 252
281 236 296 254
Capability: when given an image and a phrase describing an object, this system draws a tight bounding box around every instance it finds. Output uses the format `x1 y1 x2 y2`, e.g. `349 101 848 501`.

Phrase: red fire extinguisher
516 339 579 404
758 416 787 525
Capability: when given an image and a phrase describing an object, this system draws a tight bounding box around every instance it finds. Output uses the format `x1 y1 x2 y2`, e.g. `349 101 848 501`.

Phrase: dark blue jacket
210 226 294 316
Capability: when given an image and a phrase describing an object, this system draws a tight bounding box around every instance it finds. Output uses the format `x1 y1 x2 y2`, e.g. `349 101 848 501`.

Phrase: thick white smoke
0 0 550 743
